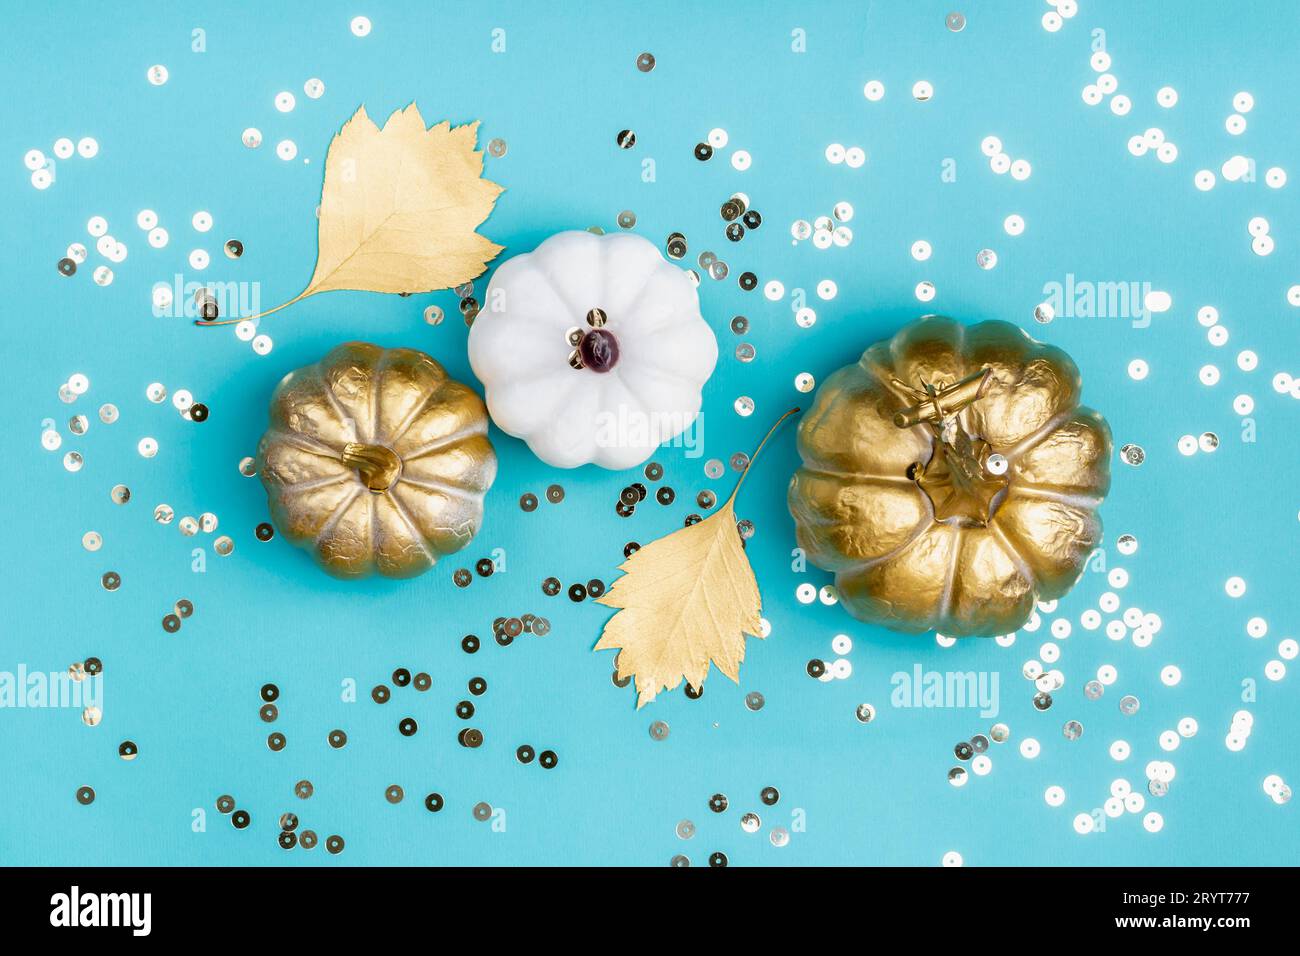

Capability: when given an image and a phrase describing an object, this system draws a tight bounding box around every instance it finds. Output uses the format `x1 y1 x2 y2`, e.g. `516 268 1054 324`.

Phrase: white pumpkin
468 230 718 469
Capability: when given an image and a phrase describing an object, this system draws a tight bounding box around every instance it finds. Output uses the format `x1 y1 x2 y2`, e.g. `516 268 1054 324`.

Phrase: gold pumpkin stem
892 368 991 428
893 369 1007 525
727 407 801 508
341 442 402 492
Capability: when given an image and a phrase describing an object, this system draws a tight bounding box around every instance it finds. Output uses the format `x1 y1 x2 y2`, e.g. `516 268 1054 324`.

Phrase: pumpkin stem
341 442 402 492
892 368 991 428
913 435 1008 525
895 369 1008 525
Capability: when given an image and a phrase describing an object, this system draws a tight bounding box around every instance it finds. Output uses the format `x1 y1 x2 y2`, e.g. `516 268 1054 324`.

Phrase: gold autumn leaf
309 103 503 295
199 103 502 325
594 409 799 707
594 497 762 708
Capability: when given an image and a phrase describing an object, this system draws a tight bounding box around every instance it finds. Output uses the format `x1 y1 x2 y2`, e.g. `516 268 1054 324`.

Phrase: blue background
2 0 1297 866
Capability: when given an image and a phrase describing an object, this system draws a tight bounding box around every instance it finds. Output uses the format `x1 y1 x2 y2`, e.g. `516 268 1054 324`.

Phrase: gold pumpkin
788 316 1111 636
256 342 496 579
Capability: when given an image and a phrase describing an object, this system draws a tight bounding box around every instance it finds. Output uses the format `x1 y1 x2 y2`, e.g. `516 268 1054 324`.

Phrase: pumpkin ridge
858 355 916 407
936 525 965 630
625 307 696 340
585 373 653 469
312 484 364 550
383 374 454 446
382 385 434 445
600 244 657 323
858 352 939 455
365 494 380 572
611 360 707 430
396 472 488 503
797 463 918 488
537 261 586 326
945 527 1037 635
991 494 1101 600
822 466 940 575
831 513 933 577
387 483 480 552
617 345 709 390
1000 407 1075 461
473 258 571 338
315 360 363 444
989 519 1037 589
372 347 452 444
799 361 930 477
608 363 653 426
888 315 968 387
787 471 934 572
615 264 698 337
322 342 387 442
380 489 438 567
264 428 346 462
1007 485 1104 509
396 419 487 461
1010 407 1112 499
368 355 382 446
487 371 582 442
273 473 353 495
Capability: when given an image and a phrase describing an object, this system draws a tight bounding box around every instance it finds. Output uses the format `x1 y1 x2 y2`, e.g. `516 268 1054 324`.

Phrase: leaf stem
192 290 308 327
726 406 801 507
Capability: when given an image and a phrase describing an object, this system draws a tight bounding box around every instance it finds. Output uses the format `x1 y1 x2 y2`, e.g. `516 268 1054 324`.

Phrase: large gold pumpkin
788 316 1111 636
256 342 497 579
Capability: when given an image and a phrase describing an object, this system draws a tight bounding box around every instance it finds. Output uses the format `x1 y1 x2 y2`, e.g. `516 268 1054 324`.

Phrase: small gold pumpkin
788 316 1111 636
256 342 496 579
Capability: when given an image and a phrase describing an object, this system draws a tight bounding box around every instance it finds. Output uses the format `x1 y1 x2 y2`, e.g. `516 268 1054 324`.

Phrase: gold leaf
594 409 799 707
199 103 503 326
308 104 503 296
